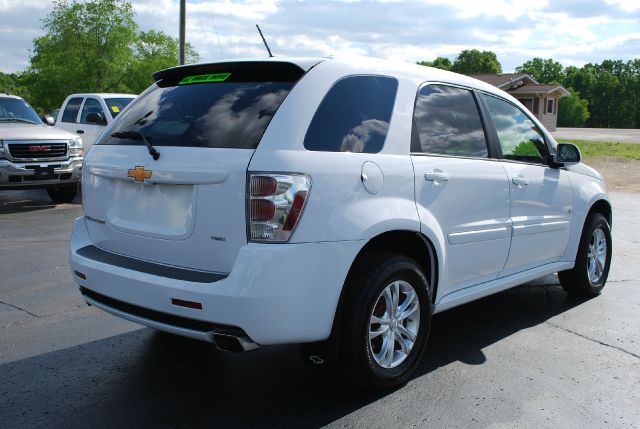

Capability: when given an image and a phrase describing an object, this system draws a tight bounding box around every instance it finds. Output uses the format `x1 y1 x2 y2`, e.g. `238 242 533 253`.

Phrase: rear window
99 62 304 149
105 97 134 118
304 75 398 153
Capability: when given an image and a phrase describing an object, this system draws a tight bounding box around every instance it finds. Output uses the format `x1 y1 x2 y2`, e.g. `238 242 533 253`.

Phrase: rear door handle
76 129 85 134
424 171 450 182
512 176 529 186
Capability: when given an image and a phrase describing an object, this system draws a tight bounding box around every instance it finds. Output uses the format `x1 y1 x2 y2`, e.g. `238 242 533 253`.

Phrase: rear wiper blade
111 130 160 161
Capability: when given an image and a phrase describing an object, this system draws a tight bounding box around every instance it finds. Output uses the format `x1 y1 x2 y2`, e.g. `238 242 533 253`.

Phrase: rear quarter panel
248 60 423 243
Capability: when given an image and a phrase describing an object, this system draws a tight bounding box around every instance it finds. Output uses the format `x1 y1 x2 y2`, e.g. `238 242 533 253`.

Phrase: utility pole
179 0 186 65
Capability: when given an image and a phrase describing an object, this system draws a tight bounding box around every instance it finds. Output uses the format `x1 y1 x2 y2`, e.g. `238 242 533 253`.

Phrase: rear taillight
248 173 311 242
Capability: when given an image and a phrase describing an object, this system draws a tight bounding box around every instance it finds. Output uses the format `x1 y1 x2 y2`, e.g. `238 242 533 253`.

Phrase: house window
546 98 554 114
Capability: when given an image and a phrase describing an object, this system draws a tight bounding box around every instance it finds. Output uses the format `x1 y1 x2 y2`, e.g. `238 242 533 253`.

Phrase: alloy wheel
587 227 607 284
368 280 420 369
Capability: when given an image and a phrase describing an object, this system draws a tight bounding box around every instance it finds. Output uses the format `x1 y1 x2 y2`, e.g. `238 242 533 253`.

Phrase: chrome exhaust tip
213 333 259 352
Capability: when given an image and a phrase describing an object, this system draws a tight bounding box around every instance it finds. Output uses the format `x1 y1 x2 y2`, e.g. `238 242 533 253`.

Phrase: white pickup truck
55 93 136 151
1 94 83 202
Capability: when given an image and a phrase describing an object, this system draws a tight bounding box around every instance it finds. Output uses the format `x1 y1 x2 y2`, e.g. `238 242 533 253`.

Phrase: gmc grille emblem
29 145 51 152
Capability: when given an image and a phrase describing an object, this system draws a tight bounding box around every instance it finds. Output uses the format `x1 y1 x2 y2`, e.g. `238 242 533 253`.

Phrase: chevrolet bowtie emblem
127 166 152 182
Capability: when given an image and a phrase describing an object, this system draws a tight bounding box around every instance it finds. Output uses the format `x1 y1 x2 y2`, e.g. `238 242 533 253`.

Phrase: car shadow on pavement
416 279 587 374
0 281 591 428
0 189 81 214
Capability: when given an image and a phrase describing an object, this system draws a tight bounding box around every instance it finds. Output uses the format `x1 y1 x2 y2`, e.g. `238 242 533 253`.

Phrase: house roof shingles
508 84 569 95
468 73 570 97
469 73 531 87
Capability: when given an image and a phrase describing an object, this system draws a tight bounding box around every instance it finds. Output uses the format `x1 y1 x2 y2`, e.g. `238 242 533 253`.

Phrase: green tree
580 63 622 128
558 91 590 127
451 49 502 74
516 58 564 83
0 72 20 96
417 57 452 71
0 72 33 104
125 30 199 93
25 0 138 112
630 59 640 127
563 60 640 128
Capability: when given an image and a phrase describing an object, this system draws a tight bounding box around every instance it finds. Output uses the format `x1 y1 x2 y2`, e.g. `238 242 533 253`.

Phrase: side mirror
86 112 106 125
42 115 55 126
551 143 581 167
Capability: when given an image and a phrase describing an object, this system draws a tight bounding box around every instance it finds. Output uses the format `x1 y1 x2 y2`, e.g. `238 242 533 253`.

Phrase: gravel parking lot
552 127 640 144
1 189 639 428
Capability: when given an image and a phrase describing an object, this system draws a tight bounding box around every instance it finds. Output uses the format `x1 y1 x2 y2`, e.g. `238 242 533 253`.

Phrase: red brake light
250 199 276 221
283 191 308 231
247 173 311 242
250 176 278 197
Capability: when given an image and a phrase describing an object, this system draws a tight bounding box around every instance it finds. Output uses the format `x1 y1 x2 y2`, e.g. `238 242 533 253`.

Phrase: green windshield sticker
178 73 231 85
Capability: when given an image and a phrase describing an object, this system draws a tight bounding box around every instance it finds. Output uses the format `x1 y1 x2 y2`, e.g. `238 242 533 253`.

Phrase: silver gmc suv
0 94 84 202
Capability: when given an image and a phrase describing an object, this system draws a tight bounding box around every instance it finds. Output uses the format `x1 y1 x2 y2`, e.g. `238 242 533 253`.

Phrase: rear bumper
0 157 82 189
69 217 364 345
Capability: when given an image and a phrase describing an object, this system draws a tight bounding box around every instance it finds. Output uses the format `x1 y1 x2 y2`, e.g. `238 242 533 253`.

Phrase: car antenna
256 24 273 58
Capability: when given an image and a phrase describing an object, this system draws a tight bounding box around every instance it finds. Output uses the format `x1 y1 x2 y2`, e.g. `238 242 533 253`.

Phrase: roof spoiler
152 61 306 85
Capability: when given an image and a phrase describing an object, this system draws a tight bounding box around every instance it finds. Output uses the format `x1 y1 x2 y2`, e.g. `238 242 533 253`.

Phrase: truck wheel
341 252 432 389
559 213 612 297
47 184 78 203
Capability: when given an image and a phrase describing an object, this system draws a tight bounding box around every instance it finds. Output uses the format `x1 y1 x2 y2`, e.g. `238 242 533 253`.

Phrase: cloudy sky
1 0 639 74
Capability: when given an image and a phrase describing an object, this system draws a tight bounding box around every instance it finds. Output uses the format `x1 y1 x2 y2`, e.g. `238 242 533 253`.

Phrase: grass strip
558 139 640 161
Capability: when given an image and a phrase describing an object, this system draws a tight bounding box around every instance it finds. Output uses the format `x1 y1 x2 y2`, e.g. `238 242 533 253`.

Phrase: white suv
69 57 612 388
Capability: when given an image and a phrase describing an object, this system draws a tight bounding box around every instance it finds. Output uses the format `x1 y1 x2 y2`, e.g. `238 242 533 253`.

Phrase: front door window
484 94 549 164
80 98 106 124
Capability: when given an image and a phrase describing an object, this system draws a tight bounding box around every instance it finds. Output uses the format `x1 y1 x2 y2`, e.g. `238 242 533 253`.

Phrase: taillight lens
250 199 276 222
250 175 278 196
248 173 311 242
282 190 307 231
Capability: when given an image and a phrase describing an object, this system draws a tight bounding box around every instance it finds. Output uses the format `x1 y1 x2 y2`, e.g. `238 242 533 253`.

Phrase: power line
206 0 225 58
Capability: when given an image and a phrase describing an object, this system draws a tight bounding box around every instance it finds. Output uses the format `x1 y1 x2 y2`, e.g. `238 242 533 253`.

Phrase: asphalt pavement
1 189 639 428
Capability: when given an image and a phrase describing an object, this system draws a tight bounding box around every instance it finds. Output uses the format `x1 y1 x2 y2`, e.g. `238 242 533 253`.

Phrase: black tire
340 252 432 389
559 212 612 297
47 184 78 203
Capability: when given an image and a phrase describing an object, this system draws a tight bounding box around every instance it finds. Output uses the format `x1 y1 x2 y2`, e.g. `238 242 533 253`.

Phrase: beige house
469 73 570 131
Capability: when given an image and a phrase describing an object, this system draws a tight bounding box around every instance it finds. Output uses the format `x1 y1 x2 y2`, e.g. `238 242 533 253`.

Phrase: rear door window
61 97 83 123
413 84 488 158
304 76 398 153
100 62 304 149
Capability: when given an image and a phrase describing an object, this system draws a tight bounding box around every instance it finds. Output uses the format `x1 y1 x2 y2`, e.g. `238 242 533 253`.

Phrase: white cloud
0 0 638 74
0 0 50 12
442 0 549 19
606 0 640 12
